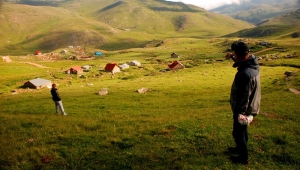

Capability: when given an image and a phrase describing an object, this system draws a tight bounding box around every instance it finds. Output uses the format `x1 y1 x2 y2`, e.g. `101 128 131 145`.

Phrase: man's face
234 52 249 62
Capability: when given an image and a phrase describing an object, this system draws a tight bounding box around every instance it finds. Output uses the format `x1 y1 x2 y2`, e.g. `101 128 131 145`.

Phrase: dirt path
24 62 49 68
252 48 275 55
289 88 300 95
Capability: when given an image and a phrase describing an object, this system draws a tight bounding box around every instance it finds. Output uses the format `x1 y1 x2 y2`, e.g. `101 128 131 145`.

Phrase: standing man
51 83 67 115
227 42 261 165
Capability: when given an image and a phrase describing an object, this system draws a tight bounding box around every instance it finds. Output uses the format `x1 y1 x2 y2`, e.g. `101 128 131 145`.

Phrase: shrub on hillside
291 32 300 38
122 74 139 80
185 64 193 68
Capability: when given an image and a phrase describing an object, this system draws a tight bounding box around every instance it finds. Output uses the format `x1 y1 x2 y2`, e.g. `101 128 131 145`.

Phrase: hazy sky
165 0 248 10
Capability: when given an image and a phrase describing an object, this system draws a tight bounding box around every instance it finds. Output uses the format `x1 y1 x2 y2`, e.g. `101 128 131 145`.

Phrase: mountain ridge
0 0 253 54
210 0 299 24
223 8 300 39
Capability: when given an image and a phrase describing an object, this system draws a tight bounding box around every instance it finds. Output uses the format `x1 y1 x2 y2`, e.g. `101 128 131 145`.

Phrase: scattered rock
27 138 38 143
137 87 149 94
98 88 108 96
11 89 19 95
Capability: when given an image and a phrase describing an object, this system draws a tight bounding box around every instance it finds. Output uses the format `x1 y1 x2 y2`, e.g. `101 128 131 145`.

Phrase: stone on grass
98 88 108 96
137 87 149 94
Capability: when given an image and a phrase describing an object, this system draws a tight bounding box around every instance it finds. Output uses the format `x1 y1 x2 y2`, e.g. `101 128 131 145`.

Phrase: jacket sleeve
234 72 252 115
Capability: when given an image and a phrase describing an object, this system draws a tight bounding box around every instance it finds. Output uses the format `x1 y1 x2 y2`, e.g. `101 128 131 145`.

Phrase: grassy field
0 37 300 169
1 1 299 169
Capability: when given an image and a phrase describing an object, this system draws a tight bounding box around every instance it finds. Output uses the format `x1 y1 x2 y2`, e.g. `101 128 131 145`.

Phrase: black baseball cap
231 42 249 55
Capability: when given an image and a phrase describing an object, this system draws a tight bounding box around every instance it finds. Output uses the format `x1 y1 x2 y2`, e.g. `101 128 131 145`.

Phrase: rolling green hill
258 9 300 26
0 0 253 55
210 0 298 24
224 9 300 39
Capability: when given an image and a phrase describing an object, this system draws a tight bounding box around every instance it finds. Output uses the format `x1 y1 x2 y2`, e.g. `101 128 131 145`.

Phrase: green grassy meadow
0 0 299 169
1 37 300 169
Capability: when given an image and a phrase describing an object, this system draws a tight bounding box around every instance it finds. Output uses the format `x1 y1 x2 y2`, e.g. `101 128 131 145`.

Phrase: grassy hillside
74 0 253 36
259 9 300 26
0 3 118 55
0 0 253 55
224 9 300 39
210 0 298 24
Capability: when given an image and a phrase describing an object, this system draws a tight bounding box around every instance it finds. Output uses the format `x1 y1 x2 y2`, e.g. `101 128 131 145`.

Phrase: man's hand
238 114 253 125
225 52 233 59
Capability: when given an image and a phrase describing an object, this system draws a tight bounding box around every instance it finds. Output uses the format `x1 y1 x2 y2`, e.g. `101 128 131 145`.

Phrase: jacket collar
233 55 259 70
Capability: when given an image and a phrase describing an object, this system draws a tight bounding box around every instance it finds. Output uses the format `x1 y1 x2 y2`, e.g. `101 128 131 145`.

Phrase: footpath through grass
0 55 300 169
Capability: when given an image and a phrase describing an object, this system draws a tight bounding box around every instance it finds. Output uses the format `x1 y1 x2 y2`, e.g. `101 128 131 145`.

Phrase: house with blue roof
94 52 103 56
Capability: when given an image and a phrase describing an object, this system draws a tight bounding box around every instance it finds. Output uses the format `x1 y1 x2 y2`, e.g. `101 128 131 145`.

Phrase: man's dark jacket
51 88 61 101
230 55 261 116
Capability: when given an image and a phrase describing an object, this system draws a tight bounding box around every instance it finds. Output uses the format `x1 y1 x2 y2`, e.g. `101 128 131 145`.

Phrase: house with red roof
66 66 83 74
34 50 42 55
168 60 184 70
104 63 120 74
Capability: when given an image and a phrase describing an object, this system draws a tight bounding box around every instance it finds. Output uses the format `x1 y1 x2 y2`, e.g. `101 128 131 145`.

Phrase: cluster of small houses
63 60 144 75
21 49 300 90
33 49 103 61
23 55 185 90
12 49 300 96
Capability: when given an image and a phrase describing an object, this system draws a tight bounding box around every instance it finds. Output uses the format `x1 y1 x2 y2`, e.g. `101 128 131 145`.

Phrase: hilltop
0 0 253 55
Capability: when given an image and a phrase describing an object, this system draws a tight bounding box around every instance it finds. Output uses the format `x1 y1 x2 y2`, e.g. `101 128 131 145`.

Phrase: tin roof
28 78 52 87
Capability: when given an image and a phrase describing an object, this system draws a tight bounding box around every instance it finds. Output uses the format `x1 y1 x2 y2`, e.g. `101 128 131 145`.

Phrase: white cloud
165 0 250 10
